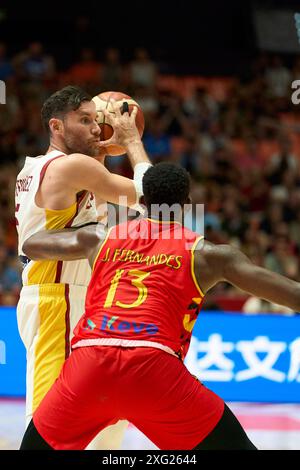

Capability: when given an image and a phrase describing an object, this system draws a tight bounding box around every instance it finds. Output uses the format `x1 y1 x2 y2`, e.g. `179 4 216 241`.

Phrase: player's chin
87 143 102 157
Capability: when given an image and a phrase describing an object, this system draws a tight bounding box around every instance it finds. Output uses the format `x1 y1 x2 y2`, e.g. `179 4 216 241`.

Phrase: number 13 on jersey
104 269 150 309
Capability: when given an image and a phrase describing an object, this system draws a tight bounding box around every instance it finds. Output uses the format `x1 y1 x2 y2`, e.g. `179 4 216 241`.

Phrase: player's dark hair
41 86 92 134
143 162 190 207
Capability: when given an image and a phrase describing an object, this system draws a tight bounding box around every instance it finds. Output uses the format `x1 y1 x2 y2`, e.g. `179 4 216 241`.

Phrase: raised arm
195 240 300 312
23 224 106 267
96 101 151 206
40 102 151 209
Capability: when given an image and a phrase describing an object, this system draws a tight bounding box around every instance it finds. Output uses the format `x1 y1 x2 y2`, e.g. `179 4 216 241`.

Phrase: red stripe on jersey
55 261 63 283
39 154 65 186
65 191 88 228
64 284 71 359
15 203 20 226
39 155 65 280
54 191 89 282
38 155 91 283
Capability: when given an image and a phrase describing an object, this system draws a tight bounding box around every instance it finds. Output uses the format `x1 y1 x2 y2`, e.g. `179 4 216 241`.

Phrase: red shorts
33 346 224 450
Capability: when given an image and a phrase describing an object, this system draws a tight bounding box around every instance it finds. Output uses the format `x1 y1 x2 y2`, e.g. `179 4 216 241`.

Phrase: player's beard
63 131 100 157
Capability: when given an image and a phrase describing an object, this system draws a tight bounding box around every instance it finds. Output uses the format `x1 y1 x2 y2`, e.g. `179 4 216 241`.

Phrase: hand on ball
99 100 141 149
93 91 145 156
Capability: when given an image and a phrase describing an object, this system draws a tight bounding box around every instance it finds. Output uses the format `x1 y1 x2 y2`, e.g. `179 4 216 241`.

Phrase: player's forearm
69 153 149 209
22 230 86 261
125 141 151 167
92 173 136 207
229 265 300 312
257 269 300 312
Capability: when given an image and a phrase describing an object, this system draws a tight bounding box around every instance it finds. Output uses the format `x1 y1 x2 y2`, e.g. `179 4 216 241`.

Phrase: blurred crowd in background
1 39 300 313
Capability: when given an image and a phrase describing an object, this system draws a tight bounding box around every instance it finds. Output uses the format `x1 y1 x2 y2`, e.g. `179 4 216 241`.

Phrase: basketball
92 91 145 156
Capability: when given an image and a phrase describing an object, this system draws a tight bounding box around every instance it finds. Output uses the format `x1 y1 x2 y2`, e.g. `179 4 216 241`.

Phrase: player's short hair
143 162 190 207
41 85 92 133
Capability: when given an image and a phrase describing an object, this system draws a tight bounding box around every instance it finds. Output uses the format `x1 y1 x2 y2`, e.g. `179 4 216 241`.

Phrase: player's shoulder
68 153 91 160
46 153 96 173
194 241 238 276
49 152 87 164
42 154 105 189
196 240 232 259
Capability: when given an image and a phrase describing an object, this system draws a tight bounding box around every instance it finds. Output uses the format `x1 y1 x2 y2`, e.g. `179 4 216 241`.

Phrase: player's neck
46 141 69 155
146 212 183 225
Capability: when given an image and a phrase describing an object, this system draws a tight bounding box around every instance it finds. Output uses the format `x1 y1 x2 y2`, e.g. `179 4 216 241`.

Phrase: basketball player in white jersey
15 85 152 449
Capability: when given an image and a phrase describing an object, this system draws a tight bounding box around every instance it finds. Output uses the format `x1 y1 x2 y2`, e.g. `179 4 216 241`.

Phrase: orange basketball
92 91 145 156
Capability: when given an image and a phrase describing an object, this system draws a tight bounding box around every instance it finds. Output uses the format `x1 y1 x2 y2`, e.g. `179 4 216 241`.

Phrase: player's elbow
22 237 43 260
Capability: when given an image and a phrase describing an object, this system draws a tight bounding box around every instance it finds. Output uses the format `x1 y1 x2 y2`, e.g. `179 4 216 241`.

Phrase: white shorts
17 283 87 423
17 283 128 449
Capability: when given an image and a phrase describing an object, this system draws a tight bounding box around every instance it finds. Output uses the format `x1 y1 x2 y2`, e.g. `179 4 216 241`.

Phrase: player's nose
92 122 101 137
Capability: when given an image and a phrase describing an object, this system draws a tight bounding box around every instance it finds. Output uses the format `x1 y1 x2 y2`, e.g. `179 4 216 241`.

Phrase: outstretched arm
195 241 300 312
22 224 106 267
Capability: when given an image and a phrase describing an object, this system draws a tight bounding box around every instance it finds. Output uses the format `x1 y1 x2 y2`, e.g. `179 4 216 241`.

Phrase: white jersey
15 150 98 287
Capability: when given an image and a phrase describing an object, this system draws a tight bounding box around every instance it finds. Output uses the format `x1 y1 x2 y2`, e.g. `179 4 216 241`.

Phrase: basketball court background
1 0 300 450
1 399 300 450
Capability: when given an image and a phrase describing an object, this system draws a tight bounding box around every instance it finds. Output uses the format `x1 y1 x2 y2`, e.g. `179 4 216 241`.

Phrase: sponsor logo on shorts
84 319 97 331
84 316 159 335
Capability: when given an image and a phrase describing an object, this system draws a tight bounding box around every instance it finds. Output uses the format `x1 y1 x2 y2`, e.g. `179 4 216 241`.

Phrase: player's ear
49 118 63 134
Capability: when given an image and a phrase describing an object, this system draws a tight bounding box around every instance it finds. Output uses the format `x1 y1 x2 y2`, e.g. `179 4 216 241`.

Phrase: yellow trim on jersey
92 226 114 272
183 314 197 332
190 236 205 298
27 260 58 285
27 203 77 285
45 203 77 230
32 284 68 412
146 218 182 225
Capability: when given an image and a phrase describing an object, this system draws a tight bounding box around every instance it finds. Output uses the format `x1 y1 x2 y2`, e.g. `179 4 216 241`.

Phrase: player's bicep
63 154 136 206
221 246 256 286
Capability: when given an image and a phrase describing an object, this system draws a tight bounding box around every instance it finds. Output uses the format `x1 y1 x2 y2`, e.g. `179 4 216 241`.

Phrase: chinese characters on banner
184 313 300 402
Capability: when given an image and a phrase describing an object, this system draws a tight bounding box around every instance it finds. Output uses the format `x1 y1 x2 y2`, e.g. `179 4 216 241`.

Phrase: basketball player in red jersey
20 161 300 449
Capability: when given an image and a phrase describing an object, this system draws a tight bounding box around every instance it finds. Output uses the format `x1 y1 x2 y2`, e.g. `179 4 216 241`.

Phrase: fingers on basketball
129 105 138 121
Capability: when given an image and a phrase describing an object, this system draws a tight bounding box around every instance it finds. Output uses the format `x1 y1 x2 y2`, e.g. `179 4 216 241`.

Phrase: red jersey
71 218 204 360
